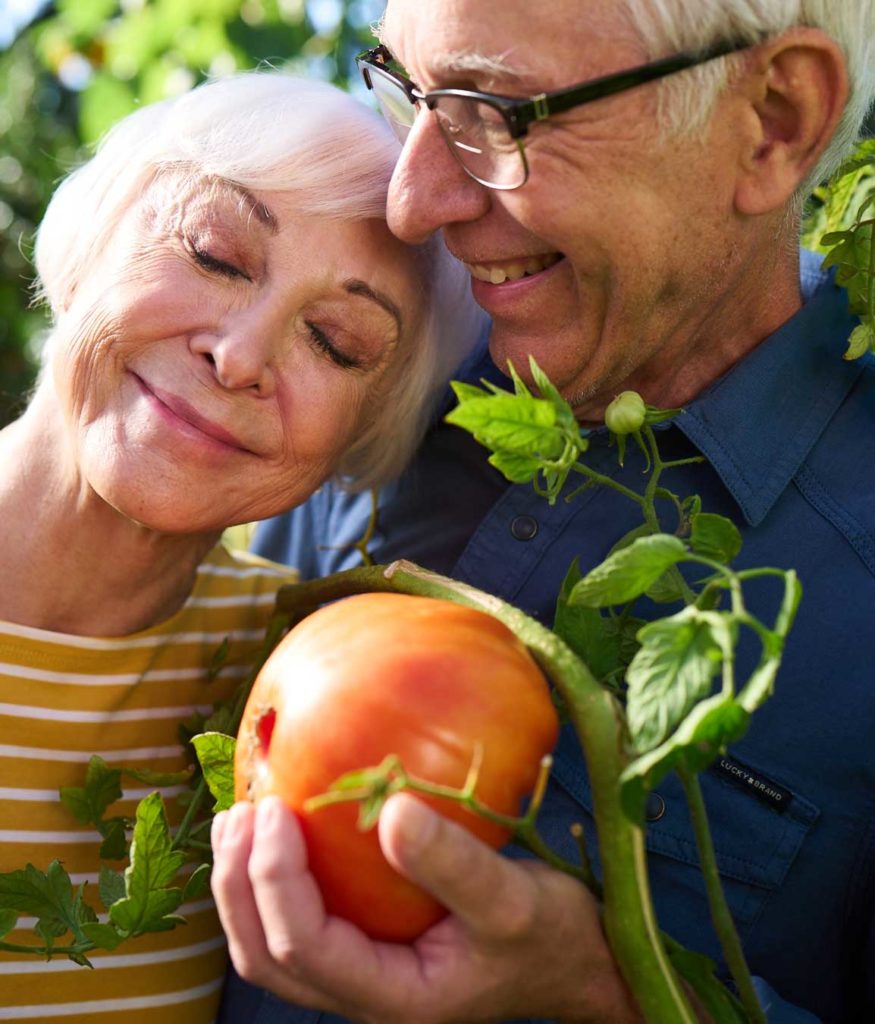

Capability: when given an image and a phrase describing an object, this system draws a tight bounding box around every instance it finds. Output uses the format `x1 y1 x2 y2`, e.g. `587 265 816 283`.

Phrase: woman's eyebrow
344 279 403 335
222 180 278 233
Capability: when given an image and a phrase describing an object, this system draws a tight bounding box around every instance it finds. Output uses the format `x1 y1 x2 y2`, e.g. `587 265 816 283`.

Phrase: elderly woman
0 72 481 1023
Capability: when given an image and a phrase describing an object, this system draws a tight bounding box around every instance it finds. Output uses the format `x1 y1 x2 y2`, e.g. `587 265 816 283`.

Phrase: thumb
377 791 538 940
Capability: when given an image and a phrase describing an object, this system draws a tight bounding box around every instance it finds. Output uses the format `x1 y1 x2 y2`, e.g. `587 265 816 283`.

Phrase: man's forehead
380 0 635 86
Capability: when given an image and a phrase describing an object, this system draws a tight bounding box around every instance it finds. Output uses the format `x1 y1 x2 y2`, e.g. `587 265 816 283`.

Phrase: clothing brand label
712 755 794 813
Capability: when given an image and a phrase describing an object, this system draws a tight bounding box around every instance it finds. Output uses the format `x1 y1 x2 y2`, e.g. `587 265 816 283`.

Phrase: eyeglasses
357 41 748 190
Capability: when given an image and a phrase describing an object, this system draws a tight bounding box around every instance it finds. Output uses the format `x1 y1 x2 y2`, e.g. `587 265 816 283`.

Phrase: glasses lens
432 95 526 189
367 66 416 145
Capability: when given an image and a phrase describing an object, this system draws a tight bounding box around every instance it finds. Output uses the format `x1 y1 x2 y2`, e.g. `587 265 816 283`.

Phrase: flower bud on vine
605 391 646 435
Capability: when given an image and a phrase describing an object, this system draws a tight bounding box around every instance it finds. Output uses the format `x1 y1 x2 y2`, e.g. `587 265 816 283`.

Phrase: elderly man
213 2 875 1022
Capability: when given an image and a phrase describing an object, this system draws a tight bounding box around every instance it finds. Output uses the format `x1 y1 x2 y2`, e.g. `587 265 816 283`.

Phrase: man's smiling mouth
464 252 563 284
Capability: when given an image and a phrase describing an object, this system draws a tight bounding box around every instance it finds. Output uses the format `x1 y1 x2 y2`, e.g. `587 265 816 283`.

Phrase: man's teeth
466 253 562 284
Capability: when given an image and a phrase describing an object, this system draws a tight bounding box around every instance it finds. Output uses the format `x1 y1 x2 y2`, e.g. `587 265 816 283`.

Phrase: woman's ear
733 28 849 216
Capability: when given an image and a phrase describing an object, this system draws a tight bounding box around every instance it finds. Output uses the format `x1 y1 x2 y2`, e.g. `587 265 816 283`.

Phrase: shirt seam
793 463 875 579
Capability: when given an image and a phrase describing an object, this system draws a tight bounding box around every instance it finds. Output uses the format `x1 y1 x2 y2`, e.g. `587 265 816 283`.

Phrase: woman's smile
132 372 254 454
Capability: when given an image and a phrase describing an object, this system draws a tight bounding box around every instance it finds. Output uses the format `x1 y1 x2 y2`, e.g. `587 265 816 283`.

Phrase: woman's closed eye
306 321 362 370
188 241 250 281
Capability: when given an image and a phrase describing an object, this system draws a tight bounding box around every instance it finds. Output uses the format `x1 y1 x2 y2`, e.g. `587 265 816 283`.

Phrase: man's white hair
34 72 485 490
625 0 875 192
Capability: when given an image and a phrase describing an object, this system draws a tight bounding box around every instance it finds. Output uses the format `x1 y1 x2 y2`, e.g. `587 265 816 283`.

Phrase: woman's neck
0 403 221 637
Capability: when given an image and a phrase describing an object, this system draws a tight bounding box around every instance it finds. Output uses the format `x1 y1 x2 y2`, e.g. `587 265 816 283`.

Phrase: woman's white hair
34 72 485 491
624 0 875 195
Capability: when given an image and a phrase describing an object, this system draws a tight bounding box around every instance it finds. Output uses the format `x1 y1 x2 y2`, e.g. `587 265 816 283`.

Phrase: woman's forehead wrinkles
161 174 279 234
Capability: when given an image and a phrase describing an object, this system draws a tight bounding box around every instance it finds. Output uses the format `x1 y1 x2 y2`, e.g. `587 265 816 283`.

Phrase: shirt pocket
549 729 820 938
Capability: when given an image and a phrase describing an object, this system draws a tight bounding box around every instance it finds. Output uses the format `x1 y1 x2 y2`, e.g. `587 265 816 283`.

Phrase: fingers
210 800 270 976
211 799 328 1007
212 797 422 1019
377 792 540 942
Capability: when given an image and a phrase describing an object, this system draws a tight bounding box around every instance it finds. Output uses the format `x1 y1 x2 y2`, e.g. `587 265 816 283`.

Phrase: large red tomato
235 592 558 942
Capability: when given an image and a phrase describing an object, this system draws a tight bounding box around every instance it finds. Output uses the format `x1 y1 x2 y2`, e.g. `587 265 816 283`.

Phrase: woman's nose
387 108 491 245
190 308 281 396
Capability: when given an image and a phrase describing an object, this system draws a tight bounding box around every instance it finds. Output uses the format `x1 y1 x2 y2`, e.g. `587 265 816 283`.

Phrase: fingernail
211 810 228 848
393 794 439 857
255 794 283 830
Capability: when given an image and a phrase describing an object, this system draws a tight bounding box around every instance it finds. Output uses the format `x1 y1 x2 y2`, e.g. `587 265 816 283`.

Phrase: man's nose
190 306 283 396
387 108 491 245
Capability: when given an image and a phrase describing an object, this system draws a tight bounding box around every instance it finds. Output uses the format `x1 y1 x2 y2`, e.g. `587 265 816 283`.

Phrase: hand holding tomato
234 592 559 941
211 791 644 1024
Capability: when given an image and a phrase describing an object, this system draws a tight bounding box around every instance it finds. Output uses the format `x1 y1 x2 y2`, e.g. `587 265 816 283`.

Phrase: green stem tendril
678 766 767 1024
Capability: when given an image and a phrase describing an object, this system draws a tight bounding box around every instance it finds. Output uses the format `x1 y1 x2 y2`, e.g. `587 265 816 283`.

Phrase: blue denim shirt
226 253 874 1024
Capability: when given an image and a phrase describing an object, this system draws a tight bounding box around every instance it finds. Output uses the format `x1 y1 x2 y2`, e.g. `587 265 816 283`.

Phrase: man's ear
734 28 849 216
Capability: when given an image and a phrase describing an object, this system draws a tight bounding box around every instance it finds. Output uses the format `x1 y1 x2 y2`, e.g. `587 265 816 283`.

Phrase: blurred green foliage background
0 0 383 427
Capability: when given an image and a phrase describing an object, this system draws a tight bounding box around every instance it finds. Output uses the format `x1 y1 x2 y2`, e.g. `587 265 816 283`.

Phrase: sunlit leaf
192 732 236 813
626 607 735 752
569 535 687 607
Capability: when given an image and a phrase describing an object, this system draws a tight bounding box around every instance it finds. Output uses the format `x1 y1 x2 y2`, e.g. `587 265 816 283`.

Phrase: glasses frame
357 40 750 189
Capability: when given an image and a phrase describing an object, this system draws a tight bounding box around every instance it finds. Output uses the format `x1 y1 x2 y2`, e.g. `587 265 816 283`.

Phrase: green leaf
506 360 534 398
0 861 94 945
0 908 17 940
553 559 622 684
487 449 541 484
822 219 875 319
98 819 130 861
446 394 565 460
450 380 490 403
109 793 186 936
206 637 231 683
644 572 686 605
690 513 743 564
643 404 684 425
626 607 735 752
59 755 122 827
569 535 687 607
183 863 211 902
98 866 126 912
665 941 749 1023
120 766 192 787
620 693 750 822
844 321 875 360
357 792 388 831
527 356 578 427
192 732 237 813
80 922 124 951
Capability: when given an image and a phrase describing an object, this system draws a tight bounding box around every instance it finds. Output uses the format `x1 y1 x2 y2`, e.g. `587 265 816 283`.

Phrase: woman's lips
134 375 252 452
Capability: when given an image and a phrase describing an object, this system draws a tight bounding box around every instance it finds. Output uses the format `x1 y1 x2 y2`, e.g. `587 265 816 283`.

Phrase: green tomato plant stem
275 560 698 1024
678 765 767 1024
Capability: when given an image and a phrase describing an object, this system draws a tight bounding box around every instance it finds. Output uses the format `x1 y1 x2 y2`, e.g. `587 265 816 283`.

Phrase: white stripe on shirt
0 663 249 686
0 703 213 724
0 977 223 1018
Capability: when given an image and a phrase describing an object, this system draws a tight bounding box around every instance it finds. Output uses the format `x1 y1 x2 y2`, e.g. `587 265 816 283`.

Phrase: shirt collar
677 255 863 525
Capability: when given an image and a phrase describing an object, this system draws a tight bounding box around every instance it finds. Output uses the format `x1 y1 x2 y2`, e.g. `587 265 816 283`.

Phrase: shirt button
510 514 539 541
645 792 666 822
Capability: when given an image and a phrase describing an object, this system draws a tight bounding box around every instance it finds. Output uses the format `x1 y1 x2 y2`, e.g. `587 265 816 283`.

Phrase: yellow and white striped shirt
0 544 296 1023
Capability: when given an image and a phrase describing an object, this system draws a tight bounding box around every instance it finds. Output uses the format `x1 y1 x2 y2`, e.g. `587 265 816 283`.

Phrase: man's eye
190 243 248 280
306 322 362 370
